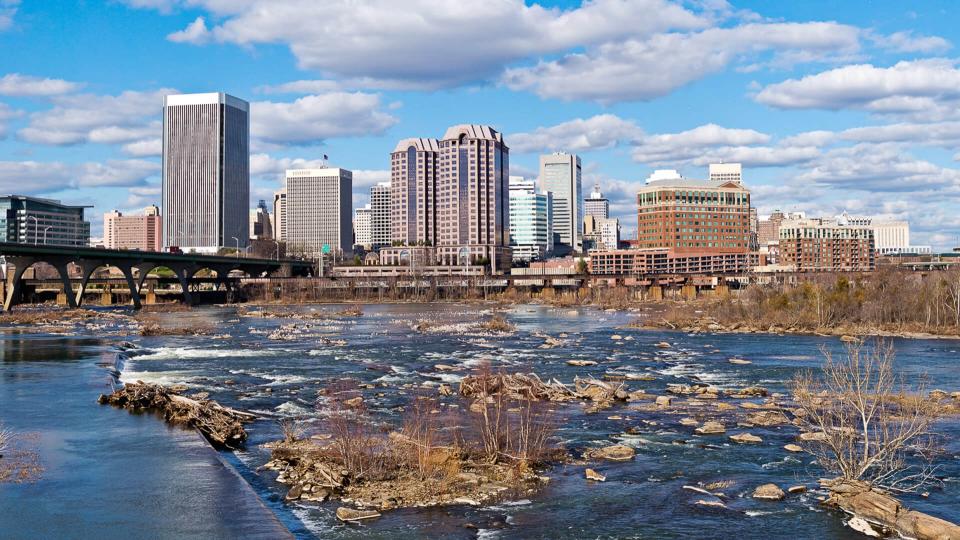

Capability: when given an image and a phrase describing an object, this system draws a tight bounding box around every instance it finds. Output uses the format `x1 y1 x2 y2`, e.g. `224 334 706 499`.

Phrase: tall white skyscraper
584 183 609 220
369 182 391 250
285 168 353 257
354 206 372 249
162 92 249 253
539 152 582 253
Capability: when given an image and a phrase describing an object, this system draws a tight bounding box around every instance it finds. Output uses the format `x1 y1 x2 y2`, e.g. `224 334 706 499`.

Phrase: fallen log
822 479 960 540
99 382 253 448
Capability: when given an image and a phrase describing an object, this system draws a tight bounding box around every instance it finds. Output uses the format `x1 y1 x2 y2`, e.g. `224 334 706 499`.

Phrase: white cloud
18 89 172 145
509 114 642 154
0 0 18 31
258 79 343 94
0 102 22 137
250 93 398 146
0 73 84 97
632 123 771 165
167 16 210 44
122 138 163 157
871 30 951 53
503 22 861 103
157 0 707 89
754 59 960 118
124 185 162 208
796 143 960 191
0 159 159 194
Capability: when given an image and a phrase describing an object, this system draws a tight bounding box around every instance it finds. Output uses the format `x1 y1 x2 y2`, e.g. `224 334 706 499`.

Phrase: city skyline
1 2 959 248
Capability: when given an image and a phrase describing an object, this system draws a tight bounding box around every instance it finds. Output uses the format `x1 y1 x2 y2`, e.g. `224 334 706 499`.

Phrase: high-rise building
508 178 552 262
390 138 439 246
584 183 609 220
162 92 249 253
249 199 273 241
539 152 582 254
779 217 875 271
636 176 751 254
436 125 510 267
833 212 930 255
104 205 162 251
354 205 372 249
273 189 286 242
0 195 90 247
709 162 742 184
370 182 391 250
285 168 352 257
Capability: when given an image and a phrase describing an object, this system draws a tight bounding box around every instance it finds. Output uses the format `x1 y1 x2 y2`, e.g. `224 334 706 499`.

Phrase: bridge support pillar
168 263 197 306
51 259 78 309
648 285 663 301
117 263 142 309
75 260 106 307
3 256 36 311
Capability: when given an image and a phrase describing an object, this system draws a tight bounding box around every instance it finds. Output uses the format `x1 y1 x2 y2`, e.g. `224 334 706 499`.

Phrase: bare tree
792 340 944 493
0 423 11 456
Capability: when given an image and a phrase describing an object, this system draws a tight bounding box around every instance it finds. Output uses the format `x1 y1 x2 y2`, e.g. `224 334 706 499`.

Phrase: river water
1 303 958 539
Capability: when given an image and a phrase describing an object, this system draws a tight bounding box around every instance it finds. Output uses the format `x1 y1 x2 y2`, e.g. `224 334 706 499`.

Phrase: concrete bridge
0 242 313 310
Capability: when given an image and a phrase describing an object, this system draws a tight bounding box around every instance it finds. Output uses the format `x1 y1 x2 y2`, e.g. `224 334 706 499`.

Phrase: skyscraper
436 124 510 268
539 152 582 254
370 182 391 250
354 206 372 249
162 92 249 253
249 199 273 240
285 168 353 257
390 138 439 246
508 177 552 262
273 189 286 242
584 183 609 220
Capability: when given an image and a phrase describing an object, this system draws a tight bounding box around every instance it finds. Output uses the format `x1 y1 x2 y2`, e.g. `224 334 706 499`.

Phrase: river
0 303 958 539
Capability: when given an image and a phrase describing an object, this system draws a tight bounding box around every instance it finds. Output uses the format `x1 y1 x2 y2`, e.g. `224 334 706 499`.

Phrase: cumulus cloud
754 59 960 119
796 143 960 191
122 138 163 157
167 16 210 44
0 73 84 96
0 159 159 194
503 22 861 103
250 93 398 146
18 89 172 145
632 123 771 165
153 0 706 89
509 114 642 154
871 30 951 53
0 102 22 137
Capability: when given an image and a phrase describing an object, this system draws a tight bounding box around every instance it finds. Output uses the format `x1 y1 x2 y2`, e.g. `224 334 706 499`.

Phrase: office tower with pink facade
103 205 162 251
389 124 511 271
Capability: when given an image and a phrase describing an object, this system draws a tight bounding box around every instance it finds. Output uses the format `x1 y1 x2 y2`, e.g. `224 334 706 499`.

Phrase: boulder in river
729 433 762 444
752 483 785 501
655 342 671 348
655 396 673 407
336 507 381 522
584 468 606 482
585 444 636 461
567 360 598 367
695 421 726 435
783 444 803 453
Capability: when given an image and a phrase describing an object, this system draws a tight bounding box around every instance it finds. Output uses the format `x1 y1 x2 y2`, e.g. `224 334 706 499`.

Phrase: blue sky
2 0 960 248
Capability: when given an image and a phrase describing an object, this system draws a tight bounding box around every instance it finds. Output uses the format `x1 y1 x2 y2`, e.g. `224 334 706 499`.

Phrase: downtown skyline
1 1 959 248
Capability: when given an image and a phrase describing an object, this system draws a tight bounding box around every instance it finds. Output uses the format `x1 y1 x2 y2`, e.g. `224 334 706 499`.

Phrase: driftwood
98 382 254 448
458 372 577 401
823 479 960 539
457 373 628 406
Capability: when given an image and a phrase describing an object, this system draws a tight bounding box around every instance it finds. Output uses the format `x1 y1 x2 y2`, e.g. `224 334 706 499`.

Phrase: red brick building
779 218 875 271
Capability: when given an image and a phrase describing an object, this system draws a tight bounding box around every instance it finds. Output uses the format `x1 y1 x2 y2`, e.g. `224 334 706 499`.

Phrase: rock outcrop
823 479 960 540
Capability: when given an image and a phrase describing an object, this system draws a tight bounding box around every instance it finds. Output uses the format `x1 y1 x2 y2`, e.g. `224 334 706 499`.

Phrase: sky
1 0 960 248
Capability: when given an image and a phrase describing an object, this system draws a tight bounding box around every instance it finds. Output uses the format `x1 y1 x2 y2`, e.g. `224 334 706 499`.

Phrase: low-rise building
104 205 162 251
589 248 753 275
779 217 875 272
0 195 91 247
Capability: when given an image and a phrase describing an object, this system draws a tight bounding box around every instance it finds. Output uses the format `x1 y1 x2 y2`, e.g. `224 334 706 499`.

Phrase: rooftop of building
392 137 440 153
441 124 503 143
641 178 747 190
285 167 352 177
0 194 92 209
164 92 249 110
